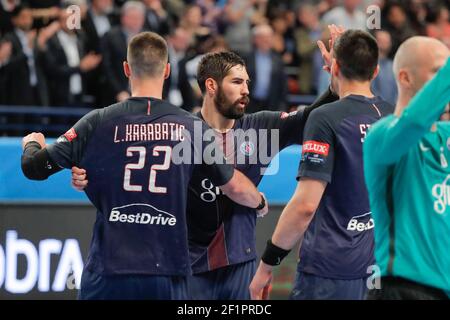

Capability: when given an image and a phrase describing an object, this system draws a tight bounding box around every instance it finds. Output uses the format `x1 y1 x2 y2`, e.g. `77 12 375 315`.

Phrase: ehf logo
240 141 255 156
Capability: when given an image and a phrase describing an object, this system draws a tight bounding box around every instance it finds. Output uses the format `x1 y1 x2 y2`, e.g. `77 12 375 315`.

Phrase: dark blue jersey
187 89 338 274
297 95 394 279
188 110 305 273
46 97 234 276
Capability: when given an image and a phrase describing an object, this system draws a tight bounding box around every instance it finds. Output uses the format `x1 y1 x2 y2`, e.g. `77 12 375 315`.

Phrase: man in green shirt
364 37 450 299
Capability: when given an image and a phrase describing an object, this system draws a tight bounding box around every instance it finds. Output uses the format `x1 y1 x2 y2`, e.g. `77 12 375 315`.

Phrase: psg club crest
240 141 255 156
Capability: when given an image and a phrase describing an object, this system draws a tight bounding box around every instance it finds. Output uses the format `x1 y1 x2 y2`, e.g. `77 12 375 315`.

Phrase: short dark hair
333 30 379 81
127 32 168 78
197 51 246 94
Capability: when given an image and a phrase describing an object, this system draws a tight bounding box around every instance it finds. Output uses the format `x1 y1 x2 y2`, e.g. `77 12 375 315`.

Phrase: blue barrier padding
0 138 301 204
0 105 92 116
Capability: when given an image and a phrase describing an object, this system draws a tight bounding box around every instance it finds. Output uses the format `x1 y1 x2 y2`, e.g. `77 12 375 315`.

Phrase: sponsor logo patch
302 140 330 156
280 111 297 119
63 128 77 142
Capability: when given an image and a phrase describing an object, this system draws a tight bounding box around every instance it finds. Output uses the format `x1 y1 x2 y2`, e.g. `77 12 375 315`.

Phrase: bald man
364 37 450 300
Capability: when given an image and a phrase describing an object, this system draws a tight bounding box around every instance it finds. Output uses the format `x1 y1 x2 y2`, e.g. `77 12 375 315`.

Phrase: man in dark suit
0 0 20 37
142 0 171 36
82 0 118 54
43 5 102 107
3 4 48 106
82 0 119 107
245 24 288 113
0 38 12 105
101 1 145 105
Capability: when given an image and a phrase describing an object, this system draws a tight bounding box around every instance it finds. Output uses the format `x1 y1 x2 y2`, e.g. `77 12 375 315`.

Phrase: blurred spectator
270 11 296 65
245 24 288 112
1 0 21 36
197 0 222 33
0 39 11 65
178 34 228 111
142 0 172 36
3 4 49 106
163 0 186 25
426 2 450 47
164 27 191 108
317 0 338 16
223 0 267 56
26 0 60 29
82 0 118 107
266 0 297 17
408 0 427 35
294 3 323 94
321 0 367 30
43 5 102 107
83 0 117 53
383 1 417 57
179 4 210 43
371 29 397 105
101 0 145 104
114 0 127 7
0 39 12 105
3 0 449 119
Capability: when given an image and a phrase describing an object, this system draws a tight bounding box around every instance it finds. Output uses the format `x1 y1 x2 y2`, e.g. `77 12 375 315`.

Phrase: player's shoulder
314 95 393 117
105 98 197 120
365 114 396 143
308 100 338 121
242 110 277 122
93 100 128 123
78 107 103 125
374 97 395 114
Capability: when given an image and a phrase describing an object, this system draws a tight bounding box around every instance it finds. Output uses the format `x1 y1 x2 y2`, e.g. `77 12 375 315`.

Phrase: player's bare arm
219 169 268 216
249 178 326 300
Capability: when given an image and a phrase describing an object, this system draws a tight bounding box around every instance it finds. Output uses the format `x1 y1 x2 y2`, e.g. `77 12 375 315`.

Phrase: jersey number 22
123 146 171 193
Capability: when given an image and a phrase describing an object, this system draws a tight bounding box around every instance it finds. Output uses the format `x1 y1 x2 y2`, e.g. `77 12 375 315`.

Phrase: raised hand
317 24 346 73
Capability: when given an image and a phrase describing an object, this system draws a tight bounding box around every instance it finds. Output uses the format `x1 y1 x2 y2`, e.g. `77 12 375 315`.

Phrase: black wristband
254 194 265 210
261 239 291 266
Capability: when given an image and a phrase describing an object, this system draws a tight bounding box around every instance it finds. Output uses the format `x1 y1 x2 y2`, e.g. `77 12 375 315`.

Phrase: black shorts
367 276 449 300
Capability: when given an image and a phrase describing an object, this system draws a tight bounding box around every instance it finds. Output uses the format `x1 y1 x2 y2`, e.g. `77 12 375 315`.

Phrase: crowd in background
0 0 449 129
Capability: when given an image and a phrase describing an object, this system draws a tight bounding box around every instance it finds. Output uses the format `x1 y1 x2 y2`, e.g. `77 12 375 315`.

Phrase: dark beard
214 86 248 119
